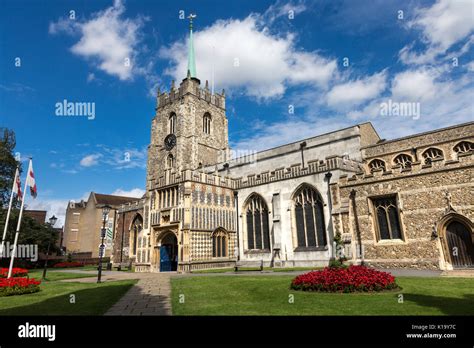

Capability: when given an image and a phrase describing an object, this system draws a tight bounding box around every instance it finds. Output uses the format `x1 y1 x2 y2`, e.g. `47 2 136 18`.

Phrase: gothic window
212 229 227 257
166 154 174 169
371 196 403 240
422 148 444 164
130 215 143 257
293 185 327 249
151 191 156 210
245 194 271 250
203 113 211 134
368 159 386 172
453 141 473 155
169 113 176 134
393 154 413 168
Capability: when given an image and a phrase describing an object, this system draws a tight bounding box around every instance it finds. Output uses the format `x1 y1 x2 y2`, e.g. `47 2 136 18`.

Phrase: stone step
440 269 474 277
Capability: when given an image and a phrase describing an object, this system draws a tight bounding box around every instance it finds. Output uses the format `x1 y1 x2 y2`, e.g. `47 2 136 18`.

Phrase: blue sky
0 0 473 225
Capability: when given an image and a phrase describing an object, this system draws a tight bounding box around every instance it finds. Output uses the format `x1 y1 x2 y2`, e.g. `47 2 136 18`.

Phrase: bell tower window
166 154 174 169
203 113 211 134
169 112 177 134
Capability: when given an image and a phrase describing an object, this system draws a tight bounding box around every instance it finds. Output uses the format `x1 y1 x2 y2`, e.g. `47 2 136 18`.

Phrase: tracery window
368 159 386 172
422 148 443 164
453 141 473 155
212 229 227 257
245 194 270 250
293 185 327 248
393 154 413 169
131 215 143 257
371 196 403 240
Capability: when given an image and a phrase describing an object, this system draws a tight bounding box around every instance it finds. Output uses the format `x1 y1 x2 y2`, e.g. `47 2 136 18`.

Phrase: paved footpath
104 273 172 316
61 271 172 316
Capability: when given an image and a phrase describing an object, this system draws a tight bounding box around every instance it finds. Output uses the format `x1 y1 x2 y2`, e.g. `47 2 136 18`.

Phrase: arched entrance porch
438 213 474 269
153 231 178 272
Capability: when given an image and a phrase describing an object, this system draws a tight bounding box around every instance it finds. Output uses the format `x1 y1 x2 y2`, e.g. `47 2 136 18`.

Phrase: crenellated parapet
156 75 226 111
150 155 362 190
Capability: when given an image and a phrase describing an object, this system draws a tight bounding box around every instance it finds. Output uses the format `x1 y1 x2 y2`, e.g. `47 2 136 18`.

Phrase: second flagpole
0 167 19 259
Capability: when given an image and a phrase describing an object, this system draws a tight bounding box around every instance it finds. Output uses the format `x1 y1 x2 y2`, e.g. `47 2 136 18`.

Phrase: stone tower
146 15 229 191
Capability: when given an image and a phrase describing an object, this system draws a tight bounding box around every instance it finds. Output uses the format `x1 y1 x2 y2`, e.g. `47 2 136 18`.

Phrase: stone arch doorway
158 232 178 272
438 213 474 269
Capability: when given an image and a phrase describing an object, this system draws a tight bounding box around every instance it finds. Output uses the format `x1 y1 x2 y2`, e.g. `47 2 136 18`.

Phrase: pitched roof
92 193 139 206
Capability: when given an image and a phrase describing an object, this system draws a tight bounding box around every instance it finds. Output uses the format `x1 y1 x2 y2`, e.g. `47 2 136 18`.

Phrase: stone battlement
156 76 225 110
338 151 473 187
152 155 362 190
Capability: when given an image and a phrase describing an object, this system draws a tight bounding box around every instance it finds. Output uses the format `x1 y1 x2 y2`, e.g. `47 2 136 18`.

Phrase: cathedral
110 19 474 273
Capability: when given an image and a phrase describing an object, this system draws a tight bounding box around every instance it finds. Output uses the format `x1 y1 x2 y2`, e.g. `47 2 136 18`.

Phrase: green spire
187 14 197 78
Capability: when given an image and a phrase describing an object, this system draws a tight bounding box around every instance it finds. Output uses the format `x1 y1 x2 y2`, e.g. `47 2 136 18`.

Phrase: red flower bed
291 265 398 293
0 268 28 278
53 262 83 268
0 277 41 296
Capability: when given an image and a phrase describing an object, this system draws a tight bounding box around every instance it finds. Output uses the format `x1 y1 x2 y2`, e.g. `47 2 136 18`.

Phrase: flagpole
7 160 30 279
1 167 19 259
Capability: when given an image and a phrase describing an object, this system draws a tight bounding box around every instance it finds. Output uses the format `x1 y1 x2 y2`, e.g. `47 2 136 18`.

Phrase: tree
0 128 21 207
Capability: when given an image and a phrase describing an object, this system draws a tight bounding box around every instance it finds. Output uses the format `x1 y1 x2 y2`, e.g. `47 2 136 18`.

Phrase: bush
291 265 398 293
0 277 41 296
328 259 348 269
53 262 83 268
0 268 28 278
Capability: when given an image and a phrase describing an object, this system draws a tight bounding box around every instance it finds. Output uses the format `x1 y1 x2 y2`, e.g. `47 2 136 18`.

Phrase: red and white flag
12 168 22 201
26 160 37 198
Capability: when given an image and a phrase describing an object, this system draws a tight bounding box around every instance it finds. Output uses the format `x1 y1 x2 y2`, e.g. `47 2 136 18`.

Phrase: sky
0 0 473 226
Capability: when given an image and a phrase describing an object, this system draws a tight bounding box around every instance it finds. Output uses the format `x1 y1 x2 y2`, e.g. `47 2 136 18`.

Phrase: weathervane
188 13 197 30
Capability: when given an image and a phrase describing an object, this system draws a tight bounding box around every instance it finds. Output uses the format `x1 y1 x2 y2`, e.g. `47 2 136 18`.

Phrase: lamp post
42 215 58 280
97 205 111 283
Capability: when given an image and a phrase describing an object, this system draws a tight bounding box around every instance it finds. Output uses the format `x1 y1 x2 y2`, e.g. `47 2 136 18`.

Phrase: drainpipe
325 172 334 259
350 189 364 265
233 191 240 270
119 204 125 269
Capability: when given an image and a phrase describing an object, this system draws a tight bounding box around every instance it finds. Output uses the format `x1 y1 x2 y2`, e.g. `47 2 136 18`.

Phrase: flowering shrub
0 268 28 278
291 265 398 293
53 262 83 268
0 277 41 296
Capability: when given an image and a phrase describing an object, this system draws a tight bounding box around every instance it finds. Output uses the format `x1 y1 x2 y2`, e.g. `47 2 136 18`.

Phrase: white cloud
26 199 69 227
160 16 337 99
263 0 307 24
326 71 387 109
80 154 102 167
390 69 439 101
49 0 147 81
111 188 145 198
399 0 474 64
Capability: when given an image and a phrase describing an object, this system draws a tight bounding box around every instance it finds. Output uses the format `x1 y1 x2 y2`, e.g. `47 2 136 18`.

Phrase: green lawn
27 270 97 282
191 266 320 274
0 279 136 315
171 276 474 315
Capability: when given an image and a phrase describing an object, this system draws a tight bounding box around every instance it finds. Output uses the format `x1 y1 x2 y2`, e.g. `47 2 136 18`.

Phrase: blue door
160 245 172 272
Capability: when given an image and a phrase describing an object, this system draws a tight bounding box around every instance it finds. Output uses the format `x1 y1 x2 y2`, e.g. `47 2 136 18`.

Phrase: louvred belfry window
293 185 326 248
245 194 270 250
